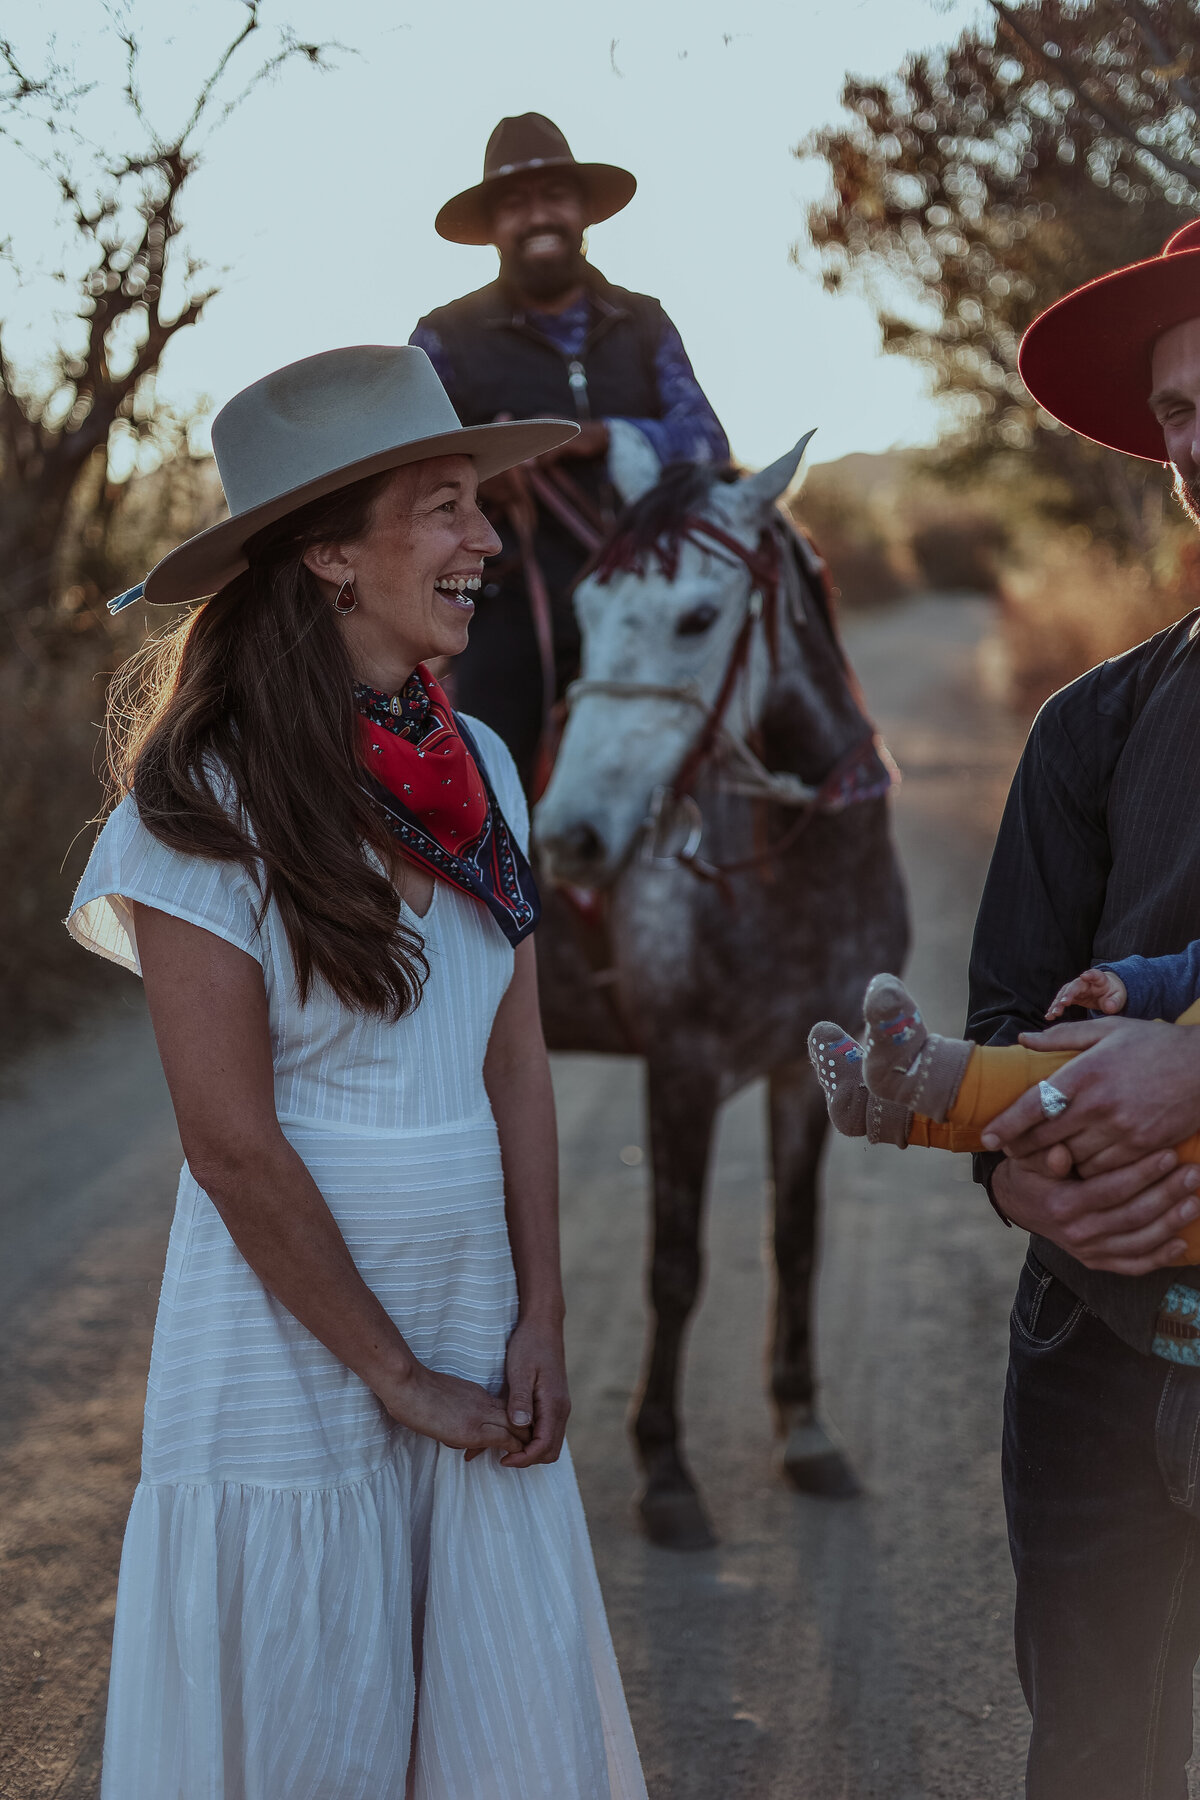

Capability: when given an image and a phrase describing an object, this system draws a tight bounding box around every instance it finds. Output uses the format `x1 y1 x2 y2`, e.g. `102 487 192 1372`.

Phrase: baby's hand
1045 968 1128 1020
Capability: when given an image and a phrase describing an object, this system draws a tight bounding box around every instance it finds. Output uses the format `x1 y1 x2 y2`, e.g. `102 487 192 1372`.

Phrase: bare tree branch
0 37 88 111
0 8 341 630
113 16 152 134
1124 0 1200 117
177 0 261 144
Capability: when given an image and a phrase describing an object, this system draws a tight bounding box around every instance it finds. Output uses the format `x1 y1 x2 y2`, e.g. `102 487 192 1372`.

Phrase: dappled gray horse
533 434 909 1550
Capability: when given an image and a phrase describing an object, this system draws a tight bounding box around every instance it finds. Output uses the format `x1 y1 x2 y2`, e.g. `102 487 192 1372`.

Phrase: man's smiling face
487 170 587 303
1150 317 1200 525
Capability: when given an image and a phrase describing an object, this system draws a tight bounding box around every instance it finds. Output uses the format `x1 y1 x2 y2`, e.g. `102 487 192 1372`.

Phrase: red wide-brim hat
1018 217 1200 462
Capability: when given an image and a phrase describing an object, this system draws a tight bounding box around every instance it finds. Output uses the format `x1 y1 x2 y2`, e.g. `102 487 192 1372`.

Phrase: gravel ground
0 594 1125 1798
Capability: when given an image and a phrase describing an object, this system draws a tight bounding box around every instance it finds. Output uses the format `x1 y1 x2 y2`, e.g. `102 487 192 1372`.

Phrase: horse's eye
676 602 719 638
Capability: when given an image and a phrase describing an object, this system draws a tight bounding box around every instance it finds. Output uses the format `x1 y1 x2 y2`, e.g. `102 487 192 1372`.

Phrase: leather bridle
502 461 606 725
565 514 883 882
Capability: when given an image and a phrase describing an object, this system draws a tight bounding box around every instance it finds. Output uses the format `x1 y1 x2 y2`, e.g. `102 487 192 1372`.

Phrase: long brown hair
105 470 430 1016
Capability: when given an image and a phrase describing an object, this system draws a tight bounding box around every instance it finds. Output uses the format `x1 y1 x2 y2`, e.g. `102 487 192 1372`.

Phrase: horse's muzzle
535 819 614 887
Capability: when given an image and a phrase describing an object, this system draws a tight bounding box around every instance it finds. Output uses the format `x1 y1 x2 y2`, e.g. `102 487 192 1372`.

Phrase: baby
809 943 1200 1268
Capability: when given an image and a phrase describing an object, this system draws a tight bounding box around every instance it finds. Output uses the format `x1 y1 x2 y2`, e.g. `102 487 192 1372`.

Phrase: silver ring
1038 1080 1070 1119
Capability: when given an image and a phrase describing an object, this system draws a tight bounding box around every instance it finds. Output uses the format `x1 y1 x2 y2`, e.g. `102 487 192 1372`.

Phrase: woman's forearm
486 1042 565 1324
190 1133 420 1407
483 940 566 1325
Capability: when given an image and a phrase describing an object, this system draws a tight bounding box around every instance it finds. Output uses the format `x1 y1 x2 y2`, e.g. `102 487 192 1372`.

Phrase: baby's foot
809 1023 869 1135
808 1022 911 1147
863 974 973 1122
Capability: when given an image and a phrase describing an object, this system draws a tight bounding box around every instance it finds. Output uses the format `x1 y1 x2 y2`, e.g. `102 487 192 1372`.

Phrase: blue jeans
1005 1248 1200 1798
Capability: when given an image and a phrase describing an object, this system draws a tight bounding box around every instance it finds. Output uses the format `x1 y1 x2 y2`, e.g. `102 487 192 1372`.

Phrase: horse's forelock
592 461 741 585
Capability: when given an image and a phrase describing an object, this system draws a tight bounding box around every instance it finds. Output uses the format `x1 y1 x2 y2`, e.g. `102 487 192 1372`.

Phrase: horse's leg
632 1057 720 1552
768 1060 861 1499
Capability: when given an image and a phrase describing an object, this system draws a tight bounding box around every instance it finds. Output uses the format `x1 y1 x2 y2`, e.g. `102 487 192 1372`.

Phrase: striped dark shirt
968 610 1200 1352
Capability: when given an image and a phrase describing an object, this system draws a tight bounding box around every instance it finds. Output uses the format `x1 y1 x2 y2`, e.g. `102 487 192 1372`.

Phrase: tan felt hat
109 344 577 611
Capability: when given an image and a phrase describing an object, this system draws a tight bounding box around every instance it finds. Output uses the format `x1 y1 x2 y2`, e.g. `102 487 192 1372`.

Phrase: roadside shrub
791 457 911 608
984 534 1191 712
910 511 1007 594
0 643 124 1061
0 451 215 1064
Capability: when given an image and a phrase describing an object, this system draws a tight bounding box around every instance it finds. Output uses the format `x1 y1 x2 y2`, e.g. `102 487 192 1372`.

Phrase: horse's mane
591 461 742 584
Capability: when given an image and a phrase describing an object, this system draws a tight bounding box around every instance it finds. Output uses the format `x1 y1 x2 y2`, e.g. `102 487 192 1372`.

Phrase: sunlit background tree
803 0 1199 553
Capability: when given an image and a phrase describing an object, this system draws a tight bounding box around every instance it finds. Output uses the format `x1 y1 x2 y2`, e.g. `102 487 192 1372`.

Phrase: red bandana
356 667 489 853
353 666 540 945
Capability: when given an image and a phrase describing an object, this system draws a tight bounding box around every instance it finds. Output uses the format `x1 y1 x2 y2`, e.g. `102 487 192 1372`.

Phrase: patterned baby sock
808 1022 911 1147
862 973 973 1122
809 1024 869 1134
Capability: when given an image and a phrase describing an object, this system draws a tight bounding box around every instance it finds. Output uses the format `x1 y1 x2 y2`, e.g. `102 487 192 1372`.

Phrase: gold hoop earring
331 579 357 617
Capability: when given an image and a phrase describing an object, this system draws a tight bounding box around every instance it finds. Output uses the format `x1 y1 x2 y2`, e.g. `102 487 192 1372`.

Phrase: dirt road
3 595 1042 1798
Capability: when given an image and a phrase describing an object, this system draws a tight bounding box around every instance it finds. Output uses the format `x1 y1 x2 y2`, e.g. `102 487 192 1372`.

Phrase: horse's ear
607 419 662 507
725 429 818 521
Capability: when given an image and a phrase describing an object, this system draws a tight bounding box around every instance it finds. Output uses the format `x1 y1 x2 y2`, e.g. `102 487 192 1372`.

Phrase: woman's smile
433 568 482 614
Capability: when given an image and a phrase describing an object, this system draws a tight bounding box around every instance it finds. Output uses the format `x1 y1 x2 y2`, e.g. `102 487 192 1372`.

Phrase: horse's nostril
539 820 607 872
561 822 605 866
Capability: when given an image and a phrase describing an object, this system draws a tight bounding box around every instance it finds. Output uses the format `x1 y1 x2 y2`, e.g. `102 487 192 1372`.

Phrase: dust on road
1 594 1061 1799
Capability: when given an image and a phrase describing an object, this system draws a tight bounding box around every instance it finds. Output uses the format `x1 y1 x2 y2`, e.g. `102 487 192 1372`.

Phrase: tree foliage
801 0 1200 549
0 4 337 636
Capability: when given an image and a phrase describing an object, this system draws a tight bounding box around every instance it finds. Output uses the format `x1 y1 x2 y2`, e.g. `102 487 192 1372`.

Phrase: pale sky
1 0 989 471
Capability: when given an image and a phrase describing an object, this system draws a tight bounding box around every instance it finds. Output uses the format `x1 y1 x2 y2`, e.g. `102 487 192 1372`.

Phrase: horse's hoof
637 1485 719 1551
779 1413 862 1499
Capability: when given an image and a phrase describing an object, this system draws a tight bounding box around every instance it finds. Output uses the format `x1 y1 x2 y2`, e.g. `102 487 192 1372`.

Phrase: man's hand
979 1016 1200 1174
534 420 609 466
476 419 610 510
476 465 523 509
993 1148 1200 1275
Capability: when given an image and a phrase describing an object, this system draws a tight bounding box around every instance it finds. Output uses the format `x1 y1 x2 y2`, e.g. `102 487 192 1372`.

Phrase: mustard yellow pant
907 998 1200 1263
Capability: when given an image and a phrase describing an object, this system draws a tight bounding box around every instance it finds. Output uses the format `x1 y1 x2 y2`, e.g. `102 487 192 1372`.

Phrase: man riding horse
410 113 729 788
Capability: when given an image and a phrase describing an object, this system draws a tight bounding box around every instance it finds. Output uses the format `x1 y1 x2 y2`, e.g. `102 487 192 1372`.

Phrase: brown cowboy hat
435 113 637 247
1018 218 1200 462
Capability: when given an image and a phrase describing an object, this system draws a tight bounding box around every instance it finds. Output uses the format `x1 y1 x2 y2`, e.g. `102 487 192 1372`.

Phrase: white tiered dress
67 719 646 1800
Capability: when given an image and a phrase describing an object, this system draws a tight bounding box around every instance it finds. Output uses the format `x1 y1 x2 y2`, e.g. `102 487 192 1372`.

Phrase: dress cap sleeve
66 795 265 975
459 715 531 857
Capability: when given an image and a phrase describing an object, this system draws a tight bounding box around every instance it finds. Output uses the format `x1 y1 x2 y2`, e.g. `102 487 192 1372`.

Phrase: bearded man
410 113 729 786
963 218 1200 1796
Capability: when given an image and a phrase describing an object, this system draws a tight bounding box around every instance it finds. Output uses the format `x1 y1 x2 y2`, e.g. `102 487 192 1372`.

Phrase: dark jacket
968 612 1200 1352
418 266 665 449
414 267 667 657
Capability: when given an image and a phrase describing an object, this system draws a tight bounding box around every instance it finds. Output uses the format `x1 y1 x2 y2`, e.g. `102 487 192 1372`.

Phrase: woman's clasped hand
382 1316 570 1467
383 1362 529 1461
496 1314 571 1467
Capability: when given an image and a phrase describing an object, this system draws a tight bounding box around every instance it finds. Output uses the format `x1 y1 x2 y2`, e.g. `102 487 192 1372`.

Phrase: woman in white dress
67 345 648 1800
